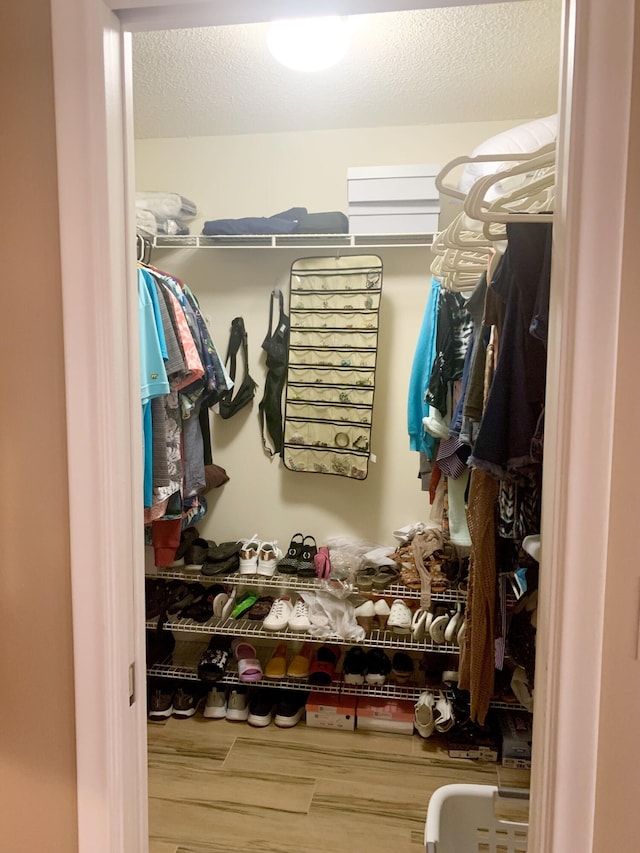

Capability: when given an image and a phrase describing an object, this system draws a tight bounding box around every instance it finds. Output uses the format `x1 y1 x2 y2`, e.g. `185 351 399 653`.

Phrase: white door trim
529 2 636 851
49 1 637 851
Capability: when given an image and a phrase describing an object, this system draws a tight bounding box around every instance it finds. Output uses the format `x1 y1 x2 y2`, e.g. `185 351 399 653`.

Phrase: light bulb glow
267 17 351 72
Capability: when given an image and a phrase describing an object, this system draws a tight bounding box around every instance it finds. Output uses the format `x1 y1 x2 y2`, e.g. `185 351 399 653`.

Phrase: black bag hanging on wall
259 289 290 455
218 317 258 419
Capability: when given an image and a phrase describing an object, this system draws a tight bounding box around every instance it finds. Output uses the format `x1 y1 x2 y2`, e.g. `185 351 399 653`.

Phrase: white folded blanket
136 192 197 219
136 208 157 235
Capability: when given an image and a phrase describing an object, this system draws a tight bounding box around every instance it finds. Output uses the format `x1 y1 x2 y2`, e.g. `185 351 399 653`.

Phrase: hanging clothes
425 289 473 417
138 268 169 508
407 277 440 460
469 222 552 476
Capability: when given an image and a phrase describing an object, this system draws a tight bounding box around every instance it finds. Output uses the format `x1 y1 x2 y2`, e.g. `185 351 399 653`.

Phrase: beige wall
0 2 78 851
135 120 521 546
135 120 519 232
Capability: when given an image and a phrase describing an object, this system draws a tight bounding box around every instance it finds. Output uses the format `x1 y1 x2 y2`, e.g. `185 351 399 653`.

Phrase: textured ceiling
132 0 561 139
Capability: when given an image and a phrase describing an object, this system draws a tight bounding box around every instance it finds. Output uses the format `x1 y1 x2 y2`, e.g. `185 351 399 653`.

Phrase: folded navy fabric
202 207 306 236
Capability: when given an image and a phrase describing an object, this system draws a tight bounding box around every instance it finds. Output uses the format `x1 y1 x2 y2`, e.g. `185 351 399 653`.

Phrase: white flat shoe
414 690 435 738
411 607 428 641
429 610 450 644
434 692 455 732
444 603 463 643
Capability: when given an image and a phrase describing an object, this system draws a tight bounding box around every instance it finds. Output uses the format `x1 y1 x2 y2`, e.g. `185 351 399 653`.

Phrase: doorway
49 1 639 851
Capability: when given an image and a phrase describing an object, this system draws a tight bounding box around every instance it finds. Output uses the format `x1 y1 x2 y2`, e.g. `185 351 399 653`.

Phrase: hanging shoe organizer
282 254 383 479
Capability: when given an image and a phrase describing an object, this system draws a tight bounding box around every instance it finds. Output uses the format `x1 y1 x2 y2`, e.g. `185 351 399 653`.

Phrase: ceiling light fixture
267 16 351 72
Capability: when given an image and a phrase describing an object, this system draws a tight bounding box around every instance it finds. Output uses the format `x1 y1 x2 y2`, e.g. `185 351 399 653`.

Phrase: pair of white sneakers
263 596 311 632
203 685 249 721
238 535 283 577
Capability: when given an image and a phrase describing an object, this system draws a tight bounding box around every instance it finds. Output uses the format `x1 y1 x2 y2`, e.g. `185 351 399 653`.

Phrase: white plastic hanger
435 143 556 202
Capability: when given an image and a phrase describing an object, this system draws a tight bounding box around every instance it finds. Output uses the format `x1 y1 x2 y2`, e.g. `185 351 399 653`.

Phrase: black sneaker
274 691 308 728
172 686 201 718
247 690 277 727
342 646 367 685
364 649 392 685
197 636 231 683
148 685 173 720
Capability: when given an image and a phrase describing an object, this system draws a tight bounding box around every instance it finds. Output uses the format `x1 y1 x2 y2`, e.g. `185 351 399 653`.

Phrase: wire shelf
147 615 460 653
150 233 435 250
147 568 467 603
146 643 527 710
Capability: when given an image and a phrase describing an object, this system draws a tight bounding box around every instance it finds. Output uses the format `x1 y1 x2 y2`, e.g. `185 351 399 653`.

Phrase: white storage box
347 164 440 234
348 210 440 235
348 164 440 203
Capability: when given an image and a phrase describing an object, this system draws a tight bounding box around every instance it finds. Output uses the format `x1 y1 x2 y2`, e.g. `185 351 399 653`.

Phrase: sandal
314 546 331 580
434 692 456 732
296 535 318 577
166 581 196 615
246 596 274 621
308 644 341 685
265 642 288 679
232 638 263 683
201 552 240 576
206 541 242 563
277 533 305 574
355 566 377 591
184 538 216 567
371 564 401 590
231 592 259 620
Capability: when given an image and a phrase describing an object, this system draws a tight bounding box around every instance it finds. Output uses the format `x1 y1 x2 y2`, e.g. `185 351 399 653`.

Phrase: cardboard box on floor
356 697 415 735
305 692 357 731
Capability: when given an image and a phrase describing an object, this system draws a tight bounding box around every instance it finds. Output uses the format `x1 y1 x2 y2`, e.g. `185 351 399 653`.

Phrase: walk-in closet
135 4 560 850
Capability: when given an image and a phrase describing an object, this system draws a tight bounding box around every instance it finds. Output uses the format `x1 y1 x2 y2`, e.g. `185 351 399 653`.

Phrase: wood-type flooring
148 714 506 853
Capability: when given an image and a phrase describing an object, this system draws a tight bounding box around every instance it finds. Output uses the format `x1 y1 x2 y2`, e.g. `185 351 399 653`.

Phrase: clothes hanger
464 149 556 228
435 143 556 202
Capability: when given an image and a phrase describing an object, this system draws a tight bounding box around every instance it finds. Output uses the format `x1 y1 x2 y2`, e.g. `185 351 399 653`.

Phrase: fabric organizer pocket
289 291 381 312
288 346 377 368
283 446 369 480
287 365 375 387
284 419 371 451
291 265 382 293
290 310 379 331
283 255 382 478
289 328 378 348
286 383 374 406
285 401 372 425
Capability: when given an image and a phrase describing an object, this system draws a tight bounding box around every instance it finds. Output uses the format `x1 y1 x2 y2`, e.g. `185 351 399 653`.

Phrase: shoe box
355 697 415 735
499 710 533 769
447 717 501 761
305 692 357 731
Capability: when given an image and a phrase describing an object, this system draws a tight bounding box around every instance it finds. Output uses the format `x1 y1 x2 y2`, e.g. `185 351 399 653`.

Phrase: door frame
49 1 637 851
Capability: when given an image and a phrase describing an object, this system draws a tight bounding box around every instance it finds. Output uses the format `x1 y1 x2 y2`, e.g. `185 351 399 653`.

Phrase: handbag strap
266 288 286 340
224 317 249 384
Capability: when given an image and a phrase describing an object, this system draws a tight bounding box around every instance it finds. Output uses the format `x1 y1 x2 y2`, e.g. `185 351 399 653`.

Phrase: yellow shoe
265 643 288 679
286 642 314 679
